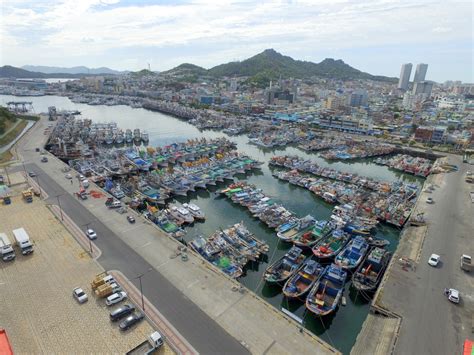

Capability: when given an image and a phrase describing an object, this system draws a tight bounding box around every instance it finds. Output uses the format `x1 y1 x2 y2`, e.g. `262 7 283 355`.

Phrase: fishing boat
334 235 369 270
366 236 390 248
125 129 133 143
190 236 243 278
234 222 269 254
133 128 141 143
141 131 149 144
263 246 306 284
306 264 347 316
292 226 325 249
352 248 392 292
182 203 205 221
312 229 351 261
168 204 194 224
282 259 324 299
276 215 315 242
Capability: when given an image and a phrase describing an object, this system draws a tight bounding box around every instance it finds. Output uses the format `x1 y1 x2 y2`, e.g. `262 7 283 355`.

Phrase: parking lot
0 195 173 354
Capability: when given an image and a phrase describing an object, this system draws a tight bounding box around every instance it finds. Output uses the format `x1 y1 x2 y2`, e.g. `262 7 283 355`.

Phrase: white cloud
0 0 472 81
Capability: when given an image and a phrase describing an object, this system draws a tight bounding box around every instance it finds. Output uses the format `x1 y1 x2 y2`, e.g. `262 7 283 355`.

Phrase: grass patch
0 151 14 165
0 119 28 147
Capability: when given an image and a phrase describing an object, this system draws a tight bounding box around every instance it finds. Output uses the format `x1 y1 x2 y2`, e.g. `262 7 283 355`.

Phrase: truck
0 329 13 355
91 273 116 290
22 190 33 203
126 331 164 355
95 282 122 298
460 254 472 272
12 228 34 255
0 233 15 261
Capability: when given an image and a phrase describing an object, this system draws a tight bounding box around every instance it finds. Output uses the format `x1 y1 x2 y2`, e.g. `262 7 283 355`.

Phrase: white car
86 229 97 240
73 287 88 303
428 254 440 267
65 173 72 179
445 288 460 304
105 291 127 306
426 197 434 204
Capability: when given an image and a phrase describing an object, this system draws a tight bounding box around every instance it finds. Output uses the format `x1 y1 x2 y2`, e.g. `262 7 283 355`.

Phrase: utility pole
84 222 93 255
134 268 153 312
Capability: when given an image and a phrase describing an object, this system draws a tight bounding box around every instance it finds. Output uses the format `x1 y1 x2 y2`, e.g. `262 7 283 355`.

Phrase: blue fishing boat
306 264 347 316
282 259 324 299
263 246 306 284
334 235 369 270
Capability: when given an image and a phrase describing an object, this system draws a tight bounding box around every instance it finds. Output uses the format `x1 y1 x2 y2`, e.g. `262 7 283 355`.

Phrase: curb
109 270 197 355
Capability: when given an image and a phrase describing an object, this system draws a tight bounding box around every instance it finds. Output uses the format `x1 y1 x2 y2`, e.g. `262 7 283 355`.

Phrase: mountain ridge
165 49 397 84
0 65 115 79
22 65 124 75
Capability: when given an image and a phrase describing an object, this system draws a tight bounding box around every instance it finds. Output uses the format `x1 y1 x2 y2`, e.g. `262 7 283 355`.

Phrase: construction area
0 173 174 354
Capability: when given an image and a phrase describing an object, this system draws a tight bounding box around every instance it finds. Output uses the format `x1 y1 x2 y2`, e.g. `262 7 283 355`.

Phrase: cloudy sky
1 0 472 82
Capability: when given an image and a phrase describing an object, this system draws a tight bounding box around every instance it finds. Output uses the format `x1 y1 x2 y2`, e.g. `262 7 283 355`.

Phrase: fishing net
218 256 231 268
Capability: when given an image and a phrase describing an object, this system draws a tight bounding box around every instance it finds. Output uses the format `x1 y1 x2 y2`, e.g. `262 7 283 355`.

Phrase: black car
41 157 48 163
28 171 37 177
119 312 144 331
109 304 135 322
127 215 136 224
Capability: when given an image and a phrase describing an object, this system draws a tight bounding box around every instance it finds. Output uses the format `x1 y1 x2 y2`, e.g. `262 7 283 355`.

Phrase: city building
412 81 433 97
413 63 428 83
431 126 447 143
414 126 433 142
348 90 368 107
325 95 347 110
398 63 412 90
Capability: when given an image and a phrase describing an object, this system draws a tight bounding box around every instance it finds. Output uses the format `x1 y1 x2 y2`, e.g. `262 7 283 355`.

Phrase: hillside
0 65 116 79
162 49 396 85
22 65 123 75
161 63 208 78
209 49 396 82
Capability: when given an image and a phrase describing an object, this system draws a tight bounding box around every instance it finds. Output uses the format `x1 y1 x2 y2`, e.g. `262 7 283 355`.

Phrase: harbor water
1 95 423 354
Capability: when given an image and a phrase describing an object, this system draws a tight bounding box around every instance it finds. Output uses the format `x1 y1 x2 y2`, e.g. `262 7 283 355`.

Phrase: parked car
127 215 136 224
110 304 135 322
444 288 460 304
73 287 88 303
65 173 72 179
119 312 144 331
41 157 48 163
428 254 440 267
426 197 434 204
28 171 36 177
106 291 127 306
86 229 97 240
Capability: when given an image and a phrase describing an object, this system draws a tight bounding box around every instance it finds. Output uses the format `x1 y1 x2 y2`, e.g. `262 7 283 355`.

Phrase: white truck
12 228 34 255
0 233 16 261
126 331 164 355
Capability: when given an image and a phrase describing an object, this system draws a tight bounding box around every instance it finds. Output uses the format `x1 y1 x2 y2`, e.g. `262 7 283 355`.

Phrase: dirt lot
0 195 173 354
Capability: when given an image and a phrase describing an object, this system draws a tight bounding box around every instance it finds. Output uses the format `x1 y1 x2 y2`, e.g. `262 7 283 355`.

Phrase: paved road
25 162 249 355
388 155 474 354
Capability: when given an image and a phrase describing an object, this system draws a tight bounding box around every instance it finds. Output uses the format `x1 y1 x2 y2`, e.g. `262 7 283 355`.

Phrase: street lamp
36 174 42 198
55 194 63 221
134 267 153 312
83 222 94 255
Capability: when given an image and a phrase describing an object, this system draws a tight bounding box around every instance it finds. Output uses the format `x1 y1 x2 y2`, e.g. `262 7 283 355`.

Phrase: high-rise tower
398 63 412 90
413 63 428 83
